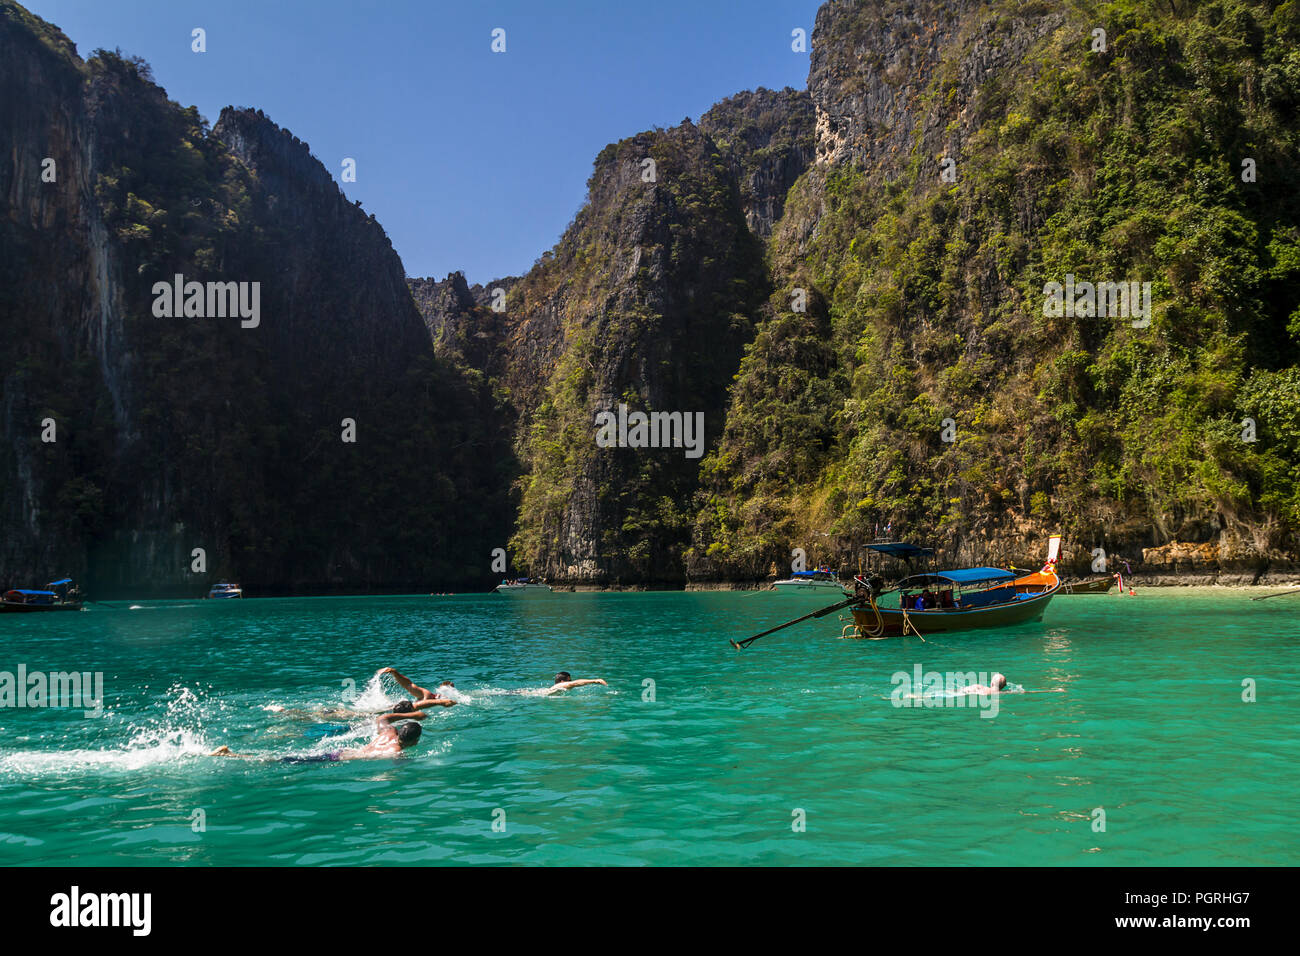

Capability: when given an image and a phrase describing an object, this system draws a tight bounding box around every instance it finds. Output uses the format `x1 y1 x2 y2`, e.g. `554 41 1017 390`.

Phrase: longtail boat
1 578 84 612
731 537 1062 649
844 535 1061 638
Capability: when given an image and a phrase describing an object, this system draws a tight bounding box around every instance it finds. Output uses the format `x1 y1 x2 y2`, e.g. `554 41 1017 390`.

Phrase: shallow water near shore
0 587 1295 866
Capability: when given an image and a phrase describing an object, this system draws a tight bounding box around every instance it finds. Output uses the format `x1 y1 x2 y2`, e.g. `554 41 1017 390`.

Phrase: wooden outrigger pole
730 596 860 650
1250 587 1300 602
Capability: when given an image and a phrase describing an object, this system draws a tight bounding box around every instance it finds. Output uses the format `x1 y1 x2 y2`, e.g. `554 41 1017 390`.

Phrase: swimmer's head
395 721 422 748
440 680 454 688
991 673 1006 690
392 699 415 714
554 671 571 685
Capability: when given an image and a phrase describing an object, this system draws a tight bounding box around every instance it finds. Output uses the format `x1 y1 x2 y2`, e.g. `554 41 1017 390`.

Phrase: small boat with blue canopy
1 578 84 612
206 583 242 599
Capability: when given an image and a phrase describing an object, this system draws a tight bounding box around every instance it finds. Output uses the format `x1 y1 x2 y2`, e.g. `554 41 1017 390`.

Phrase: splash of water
0 684 216 776
435 685 473 704
352 672 402 711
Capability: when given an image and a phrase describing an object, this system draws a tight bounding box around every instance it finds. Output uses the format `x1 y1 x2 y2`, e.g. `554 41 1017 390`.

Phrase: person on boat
377 667 458 709
210 710 426 761
543 672 608 695
912 593 926 611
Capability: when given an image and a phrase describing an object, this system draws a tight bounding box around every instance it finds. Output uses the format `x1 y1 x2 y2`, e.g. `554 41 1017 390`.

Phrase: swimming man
210 710 426 761
543 671 608 696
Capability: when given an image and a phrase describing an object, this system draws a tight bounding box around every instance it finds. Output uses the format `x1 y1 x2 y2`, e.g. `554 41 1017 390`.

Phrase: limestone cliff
0 2 513 594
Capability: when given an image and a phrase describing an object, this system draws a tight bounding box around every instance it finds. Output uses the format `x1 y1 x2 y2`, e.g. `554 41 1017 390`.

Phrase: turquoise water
0 588 1296 866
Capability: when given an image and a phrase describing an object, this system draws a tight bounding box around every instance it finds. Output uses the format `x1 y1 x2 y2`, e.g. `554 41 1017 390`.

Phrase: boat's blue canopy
47 578 72 586
942 567 1016 585
791 570 834 578
867 542 935 557
899 567 1015 587
9 589 55 596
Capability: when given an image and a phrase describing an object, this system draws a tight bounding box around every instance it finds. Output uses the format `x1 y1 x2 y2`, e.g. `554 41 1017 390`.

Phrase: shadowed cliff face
456 123 773 584
409 94 819 585
0 5 112 583
0 3 513 594
699 86 817 237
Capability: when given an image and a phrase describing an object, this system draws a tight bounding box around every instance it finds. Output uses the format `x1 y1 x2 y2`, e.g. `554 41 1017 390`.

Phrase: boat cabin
3 588 58 607
894 567 1024 611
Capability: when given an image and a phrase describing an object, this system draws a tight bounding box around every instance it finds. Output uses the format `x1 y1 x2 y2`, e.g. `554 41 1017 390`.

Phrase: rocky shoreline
549 574 1300 592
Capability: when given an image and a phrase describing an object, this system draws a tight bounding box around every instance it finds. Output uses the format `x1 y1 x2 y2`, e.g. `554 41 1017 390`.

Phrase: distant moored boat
1062 576 1115 594
494 577 553 594
207 583 242 599
771 568 850 598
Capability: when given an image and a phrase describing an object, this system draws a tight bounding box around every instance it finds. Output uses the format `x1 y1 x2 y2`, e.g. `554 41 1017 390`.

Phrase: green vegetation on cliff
690 0 1300 576
507 123 769 583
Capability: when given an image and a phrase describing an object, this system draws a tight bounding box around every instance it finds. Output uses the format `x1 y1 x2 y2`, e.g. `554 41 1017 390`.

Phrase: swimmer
377 667 457 709
543 671 607 696
887 672 1018 703
209 710 426 761
955 672 1008 696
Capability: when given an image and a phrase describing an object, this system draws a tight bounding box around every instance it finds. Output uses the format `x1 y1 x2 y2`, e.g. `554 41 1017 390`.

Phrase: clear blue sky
24 0 821 285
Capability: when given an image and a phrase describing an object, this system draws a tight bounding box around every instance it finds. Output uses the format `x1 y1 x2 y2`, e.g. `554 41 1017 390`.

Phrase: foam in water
435 685 472 704
0 684 215 776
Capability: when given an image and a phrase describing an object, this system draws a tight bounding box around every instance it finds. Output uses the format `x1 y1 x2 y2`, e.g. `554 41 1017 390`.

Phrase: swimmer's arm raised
379 667 434 700
413 697 456 709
